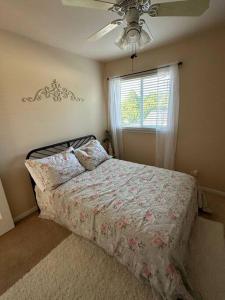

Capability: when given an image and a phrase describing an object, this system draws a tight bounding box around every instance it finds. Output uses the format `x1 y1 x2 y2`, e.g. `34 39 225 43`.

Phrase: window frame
119 69 170 131
122 126 156 133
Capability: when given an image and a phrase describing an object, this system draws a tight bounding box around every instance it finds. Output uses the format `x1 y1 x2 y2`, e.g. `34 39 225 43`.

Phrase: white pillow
25 147 85 192
75 140 110 171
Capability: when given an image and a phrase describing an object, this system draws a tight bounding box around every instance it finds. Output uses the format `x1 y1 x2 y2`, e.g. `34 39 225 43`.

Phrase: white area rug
1 217 225 300
188 217 225 300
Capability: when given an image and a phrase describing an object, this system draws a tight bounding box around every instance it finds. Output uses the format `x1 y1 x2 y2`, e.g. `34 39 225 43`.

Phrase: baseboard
199 186 225 198
14 206 38 223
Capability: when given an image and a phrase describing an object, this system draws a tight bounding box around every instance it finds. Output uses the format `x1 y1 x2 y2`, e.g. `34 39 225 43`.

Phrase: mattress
36 158 197 299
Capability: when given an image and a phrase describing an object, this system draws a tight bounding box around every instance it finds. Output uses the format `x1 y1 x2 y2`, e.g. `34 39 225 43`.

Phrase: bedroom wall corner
104 25 225 193
0 29 107 219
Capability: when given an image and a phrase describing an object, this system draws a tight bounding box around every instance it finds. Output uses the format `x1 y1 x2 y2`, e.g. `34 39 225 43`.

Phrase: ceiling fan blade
150 0 210 17
88 22 119 41
62 0 114 10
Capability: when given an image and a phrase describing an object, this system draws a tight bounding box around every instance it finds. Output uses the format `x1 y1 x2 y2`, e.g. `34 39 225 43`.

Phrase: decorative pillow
75 140 110 171
25 147 85 192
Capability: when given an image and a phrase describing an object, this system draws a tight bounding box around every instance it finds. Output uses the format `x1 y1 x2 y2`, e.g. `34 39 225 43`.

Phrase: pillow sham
75 140 110 171
25 147 85 192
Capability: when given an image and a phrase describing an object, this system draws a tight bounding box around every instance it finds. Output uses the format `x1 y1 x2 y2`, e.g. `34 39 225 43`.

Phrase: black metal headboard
26 134 96 206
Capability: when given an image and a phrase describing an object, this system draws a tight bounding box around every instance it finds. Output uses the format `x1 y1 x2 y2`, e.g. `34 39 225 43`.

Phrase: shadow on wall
122 130 156 166
1 155 36 219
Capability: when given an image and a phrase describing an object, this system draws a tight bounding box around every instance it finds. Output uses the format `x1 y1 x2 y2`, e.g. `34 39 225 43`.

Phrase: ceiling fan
62 0 210 52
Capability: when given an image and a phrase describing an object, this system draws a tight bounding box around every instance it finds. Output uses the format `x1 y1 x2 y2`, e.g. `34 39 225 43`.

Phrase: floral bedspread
36 159 197 299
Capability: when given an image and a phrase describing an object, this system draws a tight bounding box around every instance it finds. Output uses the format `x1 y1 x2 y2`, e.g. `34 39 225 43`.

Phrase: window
120 68 171 129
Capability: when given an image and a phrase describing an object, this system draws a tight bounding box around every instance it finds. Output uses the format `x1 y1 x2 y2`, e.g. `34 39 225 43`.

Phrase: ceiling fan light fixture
115 25 151 51
139 29 151 47
115 29 128 50
126 28 141 44
115 28 140 51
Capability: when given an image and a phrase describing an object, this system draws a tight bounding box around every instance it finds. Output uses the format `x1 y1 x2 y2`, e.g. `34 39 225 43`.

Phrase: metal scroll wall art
22 79 84 103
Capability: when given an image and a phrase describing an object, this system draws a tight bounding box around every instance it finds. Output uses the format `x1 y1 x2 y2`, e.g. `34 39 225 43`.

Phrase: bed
26 135 198 300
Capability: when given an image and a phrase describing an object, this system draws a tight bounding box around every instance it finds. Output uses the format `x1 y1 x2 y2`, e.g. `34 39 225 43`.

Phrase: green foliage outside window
121 90 166 125
121 91 140 125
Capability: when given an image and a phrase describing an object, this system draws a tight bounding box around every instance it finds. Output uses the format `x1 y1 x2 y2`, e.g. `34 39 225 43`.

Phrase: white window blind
120 68 171 129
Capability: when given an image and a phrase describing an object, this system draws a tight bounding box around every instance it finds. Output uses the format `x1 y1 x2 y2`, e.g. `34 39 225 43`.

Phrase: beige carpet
0 217 225 300
0 213 70 296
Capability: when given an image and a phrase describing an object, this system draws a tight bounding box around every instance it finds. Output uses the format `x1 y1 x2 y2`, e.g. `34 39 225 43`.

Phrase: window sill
122 127 156 134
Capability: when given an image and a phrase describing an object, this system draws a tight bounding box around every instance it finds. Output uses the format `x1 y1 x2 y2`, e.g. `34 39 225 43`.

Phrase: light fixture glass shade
139 29 151 48
115 27 151 51
115 29 128 50
126 28 140 43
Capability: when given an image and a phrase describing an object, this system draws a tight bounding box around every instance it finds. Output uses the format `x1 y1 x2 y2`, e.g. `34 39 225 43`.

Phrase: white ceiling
0 0 224 61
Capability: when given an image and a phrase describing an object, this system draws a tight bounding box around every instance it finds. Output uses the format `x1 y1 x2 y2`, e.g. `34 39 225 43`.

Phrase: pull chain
131 52 137 73
130 43 138 73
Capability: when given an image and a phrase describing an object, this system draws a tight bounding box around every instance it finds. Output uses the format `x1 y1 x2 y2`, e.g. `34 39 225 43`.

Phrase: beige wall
1 25 224 219
0 30 106 219
104 26 225 192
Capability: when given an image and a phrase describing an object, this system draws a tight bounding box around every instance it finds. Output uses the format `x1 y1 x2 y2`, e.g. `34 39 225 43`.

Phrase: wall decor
22 79 84 103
